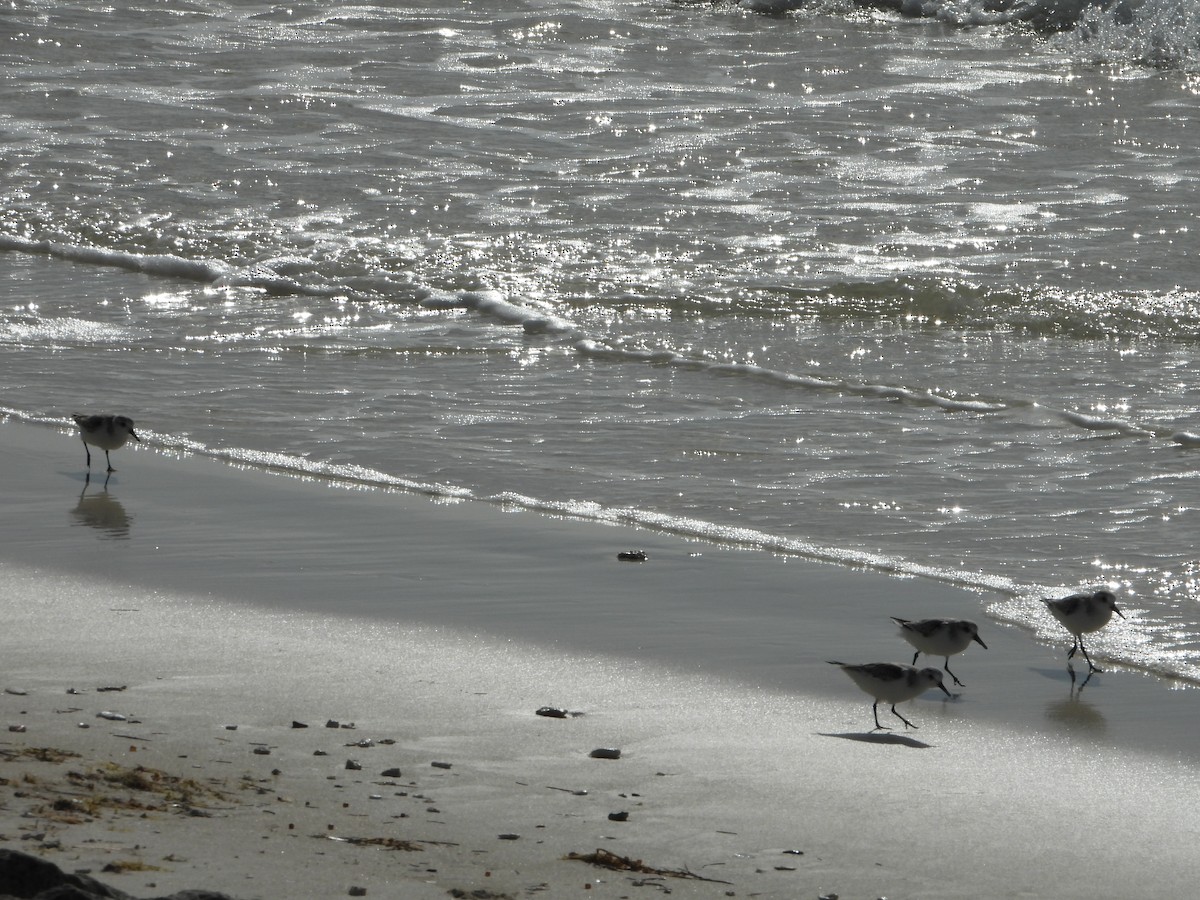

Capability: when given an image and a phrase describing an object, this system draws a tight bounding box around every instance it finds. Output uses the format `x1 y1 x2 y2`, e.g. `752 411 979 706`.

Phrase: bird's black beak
937 682 951 697
131 430 142 442
1113 605 1126 619
974 634 988 649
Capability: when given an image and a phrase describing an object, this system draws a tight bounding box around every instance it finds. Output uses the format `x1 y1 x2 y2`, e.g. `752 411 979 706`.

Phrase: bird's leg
1067 660 1076 685
943 657 965 688
1078 638 1102 673
889 704 916 730
910 650 919 666
871 701 890 732
1067 640 1079 660
105 450 115 473
82 439 92 469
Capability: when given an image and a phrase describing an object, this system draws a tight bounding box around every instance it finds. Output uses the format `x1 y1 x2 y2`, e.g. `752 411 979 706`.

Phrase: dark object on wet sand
616 550 647 561
589 747 621 759
565 848 732 884
0 848 241 899
380 767 402 777
535 706 568 718
607 811 629 822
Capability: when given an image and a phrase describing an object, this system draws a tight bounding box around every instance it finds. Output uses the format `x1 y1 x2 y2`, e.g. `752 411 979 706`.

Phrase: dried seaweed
318 834 459 851
0 746 82 764
564 848 732 884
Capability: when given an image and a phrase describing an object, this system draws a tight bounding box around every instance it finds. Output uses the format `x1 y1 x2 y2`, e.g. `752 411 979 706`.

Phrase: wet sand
3 418 1199 898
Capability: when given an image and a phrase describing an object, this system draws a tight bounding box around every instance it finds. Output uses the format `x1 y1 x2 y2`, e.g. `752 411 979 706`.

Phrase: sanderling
72 414 141 473
891 617 987 688
1042 589 1125 674
827 660 950 731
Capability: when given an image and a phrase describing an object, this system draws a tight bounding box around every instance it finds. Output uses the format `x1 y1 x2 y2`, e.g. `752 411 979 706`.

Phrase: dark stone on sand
345 760 362 771
497 833 520 840
535 706 568 718
588 748 621 759
380 767 402 778
431 761 452 770
607 811 629 822
348 888 367 897
0 848 242 899
291 720 308 728
616 550 647 561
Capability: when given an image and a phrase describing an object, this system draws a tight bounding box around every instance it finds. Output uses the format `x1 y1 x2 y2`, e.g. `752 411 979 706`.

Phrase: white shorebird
827 661 951 731
1042 589 1125 674
891 617 988 688
73 414 141 473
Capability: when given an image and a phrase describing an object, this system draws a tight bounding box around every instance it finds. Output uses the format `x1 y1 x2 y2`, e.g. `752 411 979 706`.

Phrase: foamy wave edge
7 408 1198 685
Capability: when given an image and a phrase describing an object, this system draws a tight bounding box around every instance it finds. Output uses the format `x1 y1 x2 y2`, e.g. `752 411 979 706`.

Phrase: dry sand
3 418 1200 899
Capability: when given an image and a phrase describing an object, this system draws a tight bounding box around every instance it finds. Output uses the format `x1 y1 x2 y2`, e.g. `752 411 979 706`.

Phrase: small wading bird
891 617 988 688
828 661 950 731
1042 589 1125 675
73 414 141 473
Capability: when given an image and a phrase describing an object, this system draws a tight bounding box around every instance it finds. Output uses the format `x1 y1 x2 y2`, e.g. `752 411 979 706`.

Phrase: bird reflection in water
72 474 133 539
1044 678 1107 734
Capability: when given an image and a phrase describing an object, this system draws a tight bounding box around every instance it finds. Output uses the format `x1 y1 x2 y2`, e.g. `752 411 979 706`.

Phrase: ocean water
3 0 1200 682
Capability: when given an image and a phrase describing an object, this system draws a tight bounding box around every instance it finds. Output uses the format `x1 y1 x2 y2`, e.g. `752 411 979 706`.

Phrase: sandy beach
3 418 1200 899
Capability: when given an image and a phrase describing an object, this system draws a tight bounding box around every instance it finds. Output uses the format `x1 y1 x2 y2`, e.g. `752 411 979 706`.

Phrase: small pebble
292 721 308 729
498 833 520 841
345 760 362 771
7 724 27 733
348 886 367 897
607 811 629 822
617 550 647 561
381 767 402 778
96 711 126 721
252 747 271 756
431 761 452 770
313 750 329 756
589 748 621 760
223 724 238 731
536 707 568 718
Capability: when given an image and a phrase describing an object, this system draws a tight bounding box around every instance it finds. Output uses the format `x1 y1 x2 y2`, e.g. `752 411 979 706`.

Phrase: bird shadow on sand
818 732 933 749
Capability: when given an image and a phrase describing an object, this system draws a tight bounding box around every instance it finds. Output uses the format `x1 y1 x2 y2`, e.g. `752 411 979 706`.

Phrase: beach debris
345 760 362 771
347 738 374 748
4 687 28 696
498 833 520 840
223 724 238 731
607 811 629 822
292 720 309 728
7 724 27 733
617 550 647 562
381 767 402 778
325 719 355 729
819 894 839 900
96 711 126 721
535 706 568 718
565 849 732 884
782 849 805 855
349 887 367 897
314 750 329 756
548 786 588 796
67 688 84 695
252 747 271 756
96 685 127 692
319 834 429 851
589 748 621 760
431 760 453 769
0 850 235 900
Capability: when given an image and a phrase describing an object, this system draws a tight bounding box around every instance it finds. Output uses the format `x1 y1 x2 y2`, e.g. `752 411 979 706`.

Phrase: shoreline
4 417 1200 898
2 418 1197 762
